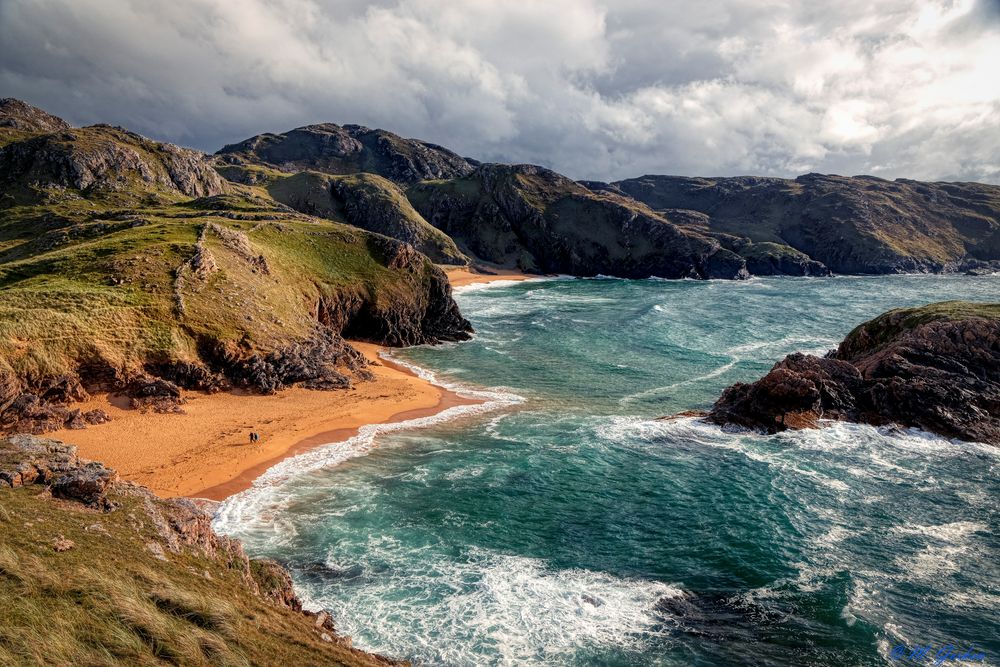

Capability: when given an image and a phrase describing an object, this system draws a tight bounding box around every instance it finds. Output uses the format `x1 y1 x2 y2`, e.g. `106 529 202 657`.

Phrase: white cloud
1 0 997 182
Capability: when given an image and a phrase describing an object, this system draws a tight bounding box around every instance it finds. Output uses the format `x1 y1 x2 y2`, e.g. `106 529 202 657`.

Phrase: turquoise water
217 276 1000 666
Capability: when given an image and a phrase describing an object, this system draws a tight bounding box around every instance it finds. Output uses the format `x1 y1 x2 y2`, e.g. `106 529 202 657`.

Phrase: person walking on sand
249 431 259 444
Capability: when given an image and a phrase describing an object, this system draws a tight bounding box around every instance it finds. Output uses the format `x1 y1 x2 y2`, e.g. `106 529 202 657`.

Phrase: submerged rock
708 301 1000 445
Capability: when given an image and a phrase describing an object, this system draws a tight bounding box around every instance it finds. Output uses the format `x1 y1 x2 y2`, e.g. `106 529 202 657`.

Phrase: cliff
610 174 1000 275
407 163 750 279
0 434 401 666
708 301 1000 444
0 101 471 435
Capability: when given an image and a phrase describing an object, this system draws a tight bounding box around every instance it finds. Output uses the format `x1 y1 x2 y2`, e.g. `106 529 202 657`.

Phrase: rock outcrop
217 122 475 185
408 163 751 279
0 124 226 200
708 301 1000 444
610 174 1000 275
0 98 70 134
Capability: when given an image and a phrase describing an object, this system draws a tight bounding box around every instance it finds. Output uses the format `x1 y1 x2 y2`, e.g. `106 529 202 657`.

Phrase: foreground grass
0 485 391 666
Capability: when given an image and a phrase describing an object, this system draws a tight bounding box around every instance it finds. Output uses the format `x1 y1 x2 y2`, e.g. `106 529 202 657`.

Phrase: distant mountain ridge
215 114 1000 279
602 173 1000 274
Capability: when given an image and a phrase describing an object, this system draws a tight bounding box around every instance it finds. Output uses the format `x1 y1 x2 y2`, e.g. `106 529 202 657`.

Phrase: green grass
0 175 447 385
0 485 393 666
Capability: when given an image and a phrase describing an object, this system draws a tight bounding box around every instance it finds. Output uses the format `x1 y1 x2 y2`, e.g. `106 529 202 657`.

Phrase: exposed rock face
0 124 226 200
409 163 750 279
611 174 1000 275
708 301 1000 444
326 237 474 346
204 327 370 394
0 391 112 435
0 98 70 133
217 123 475 185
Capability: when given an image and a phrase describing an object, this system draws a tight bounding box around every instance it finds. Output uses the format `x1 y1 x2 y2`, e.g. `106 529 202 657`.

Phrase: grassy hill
0 102 470 434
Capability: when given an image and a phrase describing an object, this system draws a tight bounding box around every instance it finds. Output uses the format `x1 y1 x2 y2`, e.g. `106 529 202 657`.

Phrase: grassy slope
0 186 413 381
0 124 463 397
257 168 466 264
0 484 389 666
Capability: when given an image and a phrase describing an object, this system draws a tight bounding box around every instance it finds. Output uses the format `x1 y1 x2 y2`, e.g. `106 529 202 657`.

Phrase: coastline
445 265 536 288
45 269 528 501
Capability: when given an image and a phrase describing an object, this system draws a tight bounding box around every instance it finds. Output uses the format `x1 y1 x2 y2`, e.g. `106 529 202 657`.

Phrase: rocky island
708 301 1000 445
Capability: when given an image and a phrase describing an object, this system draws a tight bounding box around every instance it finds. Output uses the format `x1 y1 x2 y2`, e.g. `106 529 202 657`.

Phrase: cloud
1 0 997 183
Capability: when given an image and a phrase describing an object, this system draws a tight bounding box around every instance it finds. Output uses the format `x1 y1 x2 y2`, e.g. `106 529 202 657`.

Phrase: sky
1 0 998 183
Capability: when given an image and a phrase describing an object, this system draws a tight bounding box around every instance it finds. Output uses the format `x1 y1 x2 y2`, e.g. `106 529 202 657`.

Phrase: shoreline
46 269 528 501
444 265 536 288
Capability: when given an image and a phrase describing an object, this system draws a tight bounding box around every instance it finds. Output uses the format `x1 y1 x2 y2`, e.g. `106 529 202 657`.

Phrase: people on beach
249 431 260 444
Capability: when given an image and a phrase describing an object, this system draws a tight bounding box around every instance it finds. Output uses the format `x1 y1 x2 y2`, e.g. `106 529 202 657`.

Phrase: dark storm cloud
1 0 997 182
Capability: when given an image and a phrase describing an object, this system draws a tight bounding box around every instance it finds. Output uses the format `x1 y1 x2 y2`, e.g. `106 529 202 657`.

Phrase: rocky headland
708 301 1000 445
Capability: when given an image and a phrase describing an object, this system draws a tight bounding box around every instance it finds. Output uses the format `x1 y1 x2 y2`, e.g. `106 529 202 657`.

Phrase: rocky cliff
216 122 475 186
408 163 750 279
213 110 1000 280
0 434 401 666
0 97 70 138
0 100 471 435
708 301 1000 444
610 174 1000 275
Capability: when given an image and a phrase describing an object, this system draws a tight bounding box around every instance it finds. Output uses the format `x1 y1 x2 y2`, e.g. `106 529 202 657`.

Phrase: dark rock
50 462 118 509
203 327 367 394
147 360 228 393
217 122 475 186
708 301 1000 444
0 98 70 133
125 376 185 413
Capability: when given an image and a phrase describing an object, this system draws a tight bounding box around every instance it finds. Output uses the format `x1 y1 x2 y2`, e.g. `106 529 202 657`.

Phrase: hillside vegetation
0 101 470 434
0 435 398 666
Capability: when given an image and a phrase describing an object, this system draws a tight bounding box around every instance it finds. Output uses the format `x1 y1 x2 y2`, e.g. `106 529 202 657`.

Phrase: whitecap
301 547 682 666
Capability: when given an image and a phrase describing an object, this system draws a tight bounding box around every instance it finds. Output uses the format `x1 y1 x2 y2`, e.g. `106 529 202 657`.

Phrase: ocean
215 275 1000 666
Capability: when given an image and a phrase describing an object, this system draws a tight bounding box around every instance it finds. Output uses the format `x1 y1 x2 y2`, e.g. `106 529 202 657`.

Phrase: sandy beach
444 265 535 288
46 269 528 501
